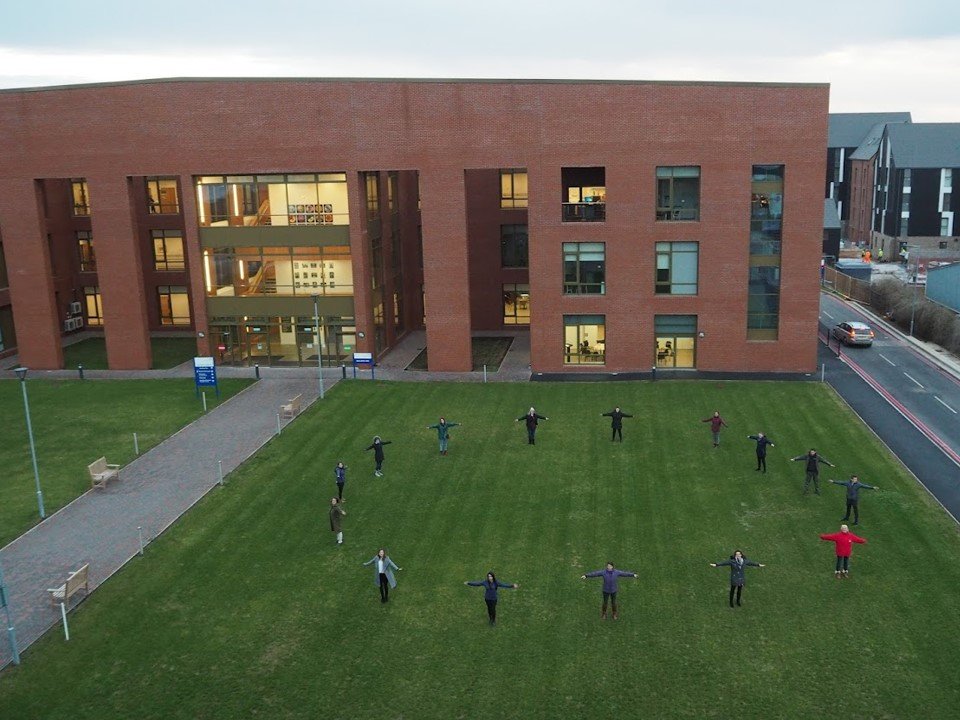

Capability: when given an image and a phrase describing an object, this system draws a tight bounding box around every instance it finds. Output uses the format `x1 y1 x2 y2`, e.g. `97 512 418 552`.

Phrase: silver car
832 321 874 347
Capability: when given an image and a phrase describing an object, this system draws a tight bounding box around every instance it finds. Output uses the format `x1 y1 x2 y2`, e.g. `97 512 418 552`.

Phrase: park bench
280 394 303 419
88 457 120 489
47 564 90 606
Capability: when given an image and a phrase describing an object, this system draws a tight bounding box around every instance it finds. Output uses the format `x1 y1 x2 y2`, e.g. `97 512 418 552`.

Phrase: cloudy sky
2 1 958 121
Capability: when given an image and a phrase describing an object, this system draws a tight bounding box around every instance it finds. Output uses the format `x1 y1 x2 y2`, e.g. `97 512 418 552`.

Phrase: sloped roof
887 123 960 169
849 122 887 160
828 112 912 148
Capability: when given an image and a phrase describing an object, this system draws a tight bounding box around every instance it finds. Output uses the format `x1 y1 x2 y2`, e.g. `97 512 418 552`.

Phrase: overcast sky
2 1 958 121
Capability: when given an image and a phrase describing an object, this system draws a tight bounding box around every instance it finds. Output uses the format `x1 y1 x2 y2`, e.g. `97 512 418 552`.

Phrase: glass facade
655 242 698 294
564 315 605 364
563 243 605 294
748 165 784 340
656 167 700 221
203 246 353 297
210 315 356 367
196 173 348 227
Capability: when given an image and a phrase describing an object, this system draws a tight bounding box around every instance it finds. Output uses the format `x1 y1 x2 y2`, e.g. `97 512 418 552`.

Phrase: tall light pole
14 367 45 519
908 245 920 337
312 296 325 400
0 560 21 665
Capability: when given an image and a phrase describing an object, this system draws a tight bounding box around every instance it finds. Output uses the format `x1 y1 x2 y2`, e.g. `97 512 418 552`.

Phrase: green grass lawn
0 378 252 546
62 337 199 370
2 380 959 719
407 336 514 371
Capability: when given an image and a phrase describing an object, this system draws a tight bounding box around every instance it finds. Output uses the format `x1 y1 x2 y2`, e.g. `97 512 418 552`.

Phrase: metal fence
822 266 872 304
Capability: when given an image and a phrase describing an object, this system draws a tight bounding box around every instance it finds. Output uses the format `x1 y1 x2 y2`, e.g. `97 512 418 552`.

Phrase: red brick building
0 78 828 373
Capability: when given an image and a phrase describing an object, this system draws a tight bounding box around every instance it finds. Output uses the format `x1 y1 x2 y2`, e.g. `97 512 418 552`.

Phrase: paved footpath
0 377 326 668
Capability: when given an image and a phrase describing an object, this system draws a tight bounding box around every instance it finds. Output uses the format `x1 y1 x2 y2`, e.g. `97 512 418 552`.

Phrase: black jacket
602 410 633 429
792 453 833 473
519 413 546 430
715 557 760 586
830 479 875 501
748 435 774 457
365 440 392 461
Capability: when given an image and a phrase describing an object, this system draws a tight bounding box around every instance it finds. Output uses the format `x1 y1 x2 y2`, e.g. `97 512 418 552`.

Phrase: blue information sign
352 352 375 379
194 357 220 397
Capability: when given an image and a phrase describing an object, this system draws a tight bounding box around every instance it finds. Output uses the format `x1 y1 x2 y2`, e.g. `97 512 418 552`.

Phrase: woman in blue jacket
710 550 765 607
581 562 638 620
362 548 402 603
464 571 519 626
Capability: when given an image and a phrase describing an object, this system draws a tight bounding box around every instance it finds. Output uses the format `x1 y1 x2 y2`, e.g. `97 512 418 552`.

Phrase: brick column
346 171 375 355
88 174 152 369
179 175 211 357
420 166 472 371
0 178 63 369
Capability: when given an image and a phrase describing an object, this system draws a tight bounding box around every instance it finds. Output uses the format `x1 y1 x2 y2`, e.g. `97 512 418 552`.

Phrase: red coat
819 530 866 557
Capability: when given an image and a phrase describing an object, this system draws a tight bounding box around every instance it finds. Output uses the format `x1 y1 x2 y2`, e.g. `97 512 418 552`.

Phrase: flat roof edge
0 76 831 95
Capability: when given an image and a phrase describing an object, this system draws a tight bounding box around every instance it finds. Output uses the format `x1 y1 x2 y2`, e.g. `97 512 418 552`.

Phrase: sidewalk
373 330 531 382
0 376 328 668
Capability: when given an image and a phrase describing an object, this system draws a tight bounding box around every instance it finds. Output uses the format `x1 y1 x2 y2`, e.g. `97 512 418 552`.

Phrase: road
819 291 960 469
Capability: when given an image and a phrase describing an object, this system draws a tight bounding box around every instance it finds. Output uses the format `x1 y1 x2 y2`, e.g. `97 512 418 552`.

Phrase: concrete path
0 376 328 667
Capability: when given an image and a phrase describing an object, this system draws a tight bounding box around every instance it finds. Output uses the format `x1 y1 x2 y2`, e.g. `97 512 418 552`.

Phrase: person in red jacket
701 411 727 447
819 524 866 578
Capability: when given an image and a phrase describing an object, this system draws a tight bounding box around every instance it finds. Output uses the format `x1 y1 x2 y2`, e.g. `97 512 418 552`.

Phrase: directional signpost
193 356 220 398
352 352 375 380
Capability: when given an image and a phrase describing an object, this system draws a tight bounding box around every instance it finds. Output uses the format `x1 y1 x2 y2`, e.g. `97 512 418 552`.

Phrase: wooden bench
47 564 90 606
280 394 303 419
88 457 120 489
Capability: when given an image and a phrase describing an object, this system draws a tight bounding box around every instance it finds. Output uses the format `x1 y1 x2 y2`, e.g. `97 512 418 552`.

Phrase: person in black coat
364 436 393 477
515 407 548 445
790 449 835 495
829 475 878 525
710 550 765 607
747 432 775 473
601 406 634 442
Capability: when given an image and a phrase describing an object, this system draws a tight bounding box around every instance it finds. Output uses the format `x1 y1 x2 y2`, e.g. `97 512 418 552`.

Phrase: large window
146 177 180 214
365 173 380 220
655 242 698 294
83 286 103 326
196 174 349 227
210 315 356 367
157 286 191 325
564 315 605 365
656 167 700 221
152 230 186 270
501 224 528 268
563 242 605 294
562 167 605 222
503 283 530 325
500 169 528 208
71 180 90 216
204 245 353 297
655 315 697 368
77 231 96 272
748 165 784 340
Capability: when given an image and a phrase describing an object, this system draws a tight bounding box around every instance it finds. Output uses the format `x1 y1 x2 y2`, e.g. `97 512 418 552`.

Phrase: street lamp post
0 560 21 665
312 296 325 400
14 367 45 519
908 246 920 337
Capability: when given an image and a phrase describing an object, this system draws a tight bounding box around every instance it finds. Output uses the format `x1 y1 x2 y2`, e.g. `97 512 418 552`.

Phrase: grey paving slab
0 377 329 668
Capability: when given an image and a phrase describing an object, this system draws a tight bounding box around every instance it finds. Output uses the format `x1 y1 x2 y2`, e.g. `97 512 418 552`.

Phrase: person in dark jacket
829 475 878 525
701 411 727 447
329 497 346 545
465 571 519 626
710 550 765 607
790 448 835 495
820 524 866 578
334 461 347 500
515 407 548 445
364 436 393 477
601 407 634 442
427 417 460 456
747 433 775 473
362 548 402 603
581 562 638 619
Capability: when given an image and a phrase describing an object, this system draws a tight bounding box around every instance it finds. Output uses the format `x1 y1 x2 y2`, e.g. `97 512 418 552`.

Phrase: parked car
832 321 874 347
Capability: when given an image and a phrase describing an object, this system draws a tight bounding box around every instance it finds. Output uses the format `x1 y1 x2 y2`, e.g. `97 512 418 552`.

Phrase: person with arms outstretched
790 448 835 495
365 436 393 477
820 525 866 578
362 548 402 603
464 571 519 626
710 551 765 607
702 411 727 447
516 407 548 445
747 432 775 473
334 461 347 500
829 475 878 525
601 407 633 443
581 562 638 619
427 417 460 456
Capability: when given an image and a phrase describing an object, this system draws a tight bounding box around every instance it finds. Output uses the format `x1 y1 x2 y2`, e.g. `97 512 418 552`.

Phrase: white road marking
821 310 834 320
878 353 896 367
935 396 958 414
903 372 924 389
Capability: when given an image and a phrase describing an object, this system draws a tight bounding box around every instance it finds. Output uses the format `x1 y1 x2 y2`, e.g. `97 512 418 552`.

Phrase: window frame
145 177 181 214
500 169 529 209
157 285 191 326
655 241 699 295
151 230 186 271
656 166 701 221
563 314 606 365
563 242 606 295
500 224 529 268
77 231 96 273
